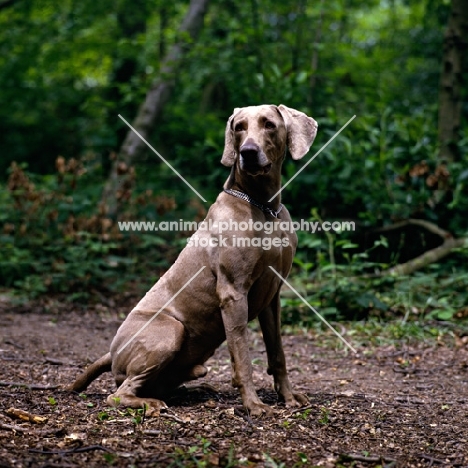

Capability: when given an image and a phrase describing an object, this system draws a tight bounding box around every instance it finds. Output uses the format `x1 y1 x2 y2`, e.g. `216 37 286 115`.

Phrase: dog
68 104 318 416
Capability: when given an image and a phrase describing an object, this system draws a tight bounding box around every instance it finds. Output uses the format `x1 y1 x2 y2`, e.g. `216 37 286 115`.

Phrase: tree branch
374 218 453 239
379 219 468 276
101 0 211 218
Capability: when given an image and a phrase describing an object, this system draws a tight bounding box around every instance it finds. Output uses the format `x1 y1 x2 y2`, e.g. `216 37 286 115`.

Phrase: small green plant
167 437 245 468
295 408 311 420
318 407 330 425
293 452 308 467
102 453 116 465
98 410 110 421
264 453 286 468
199 438 211 454
224 445 240 468
127 407 145 425
48 396 57 406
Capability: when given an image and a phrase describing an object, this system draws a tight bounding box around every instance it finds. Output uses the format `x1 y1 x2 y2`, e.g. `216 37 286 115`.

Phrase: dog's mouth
261 163 272 174
241 160 272 176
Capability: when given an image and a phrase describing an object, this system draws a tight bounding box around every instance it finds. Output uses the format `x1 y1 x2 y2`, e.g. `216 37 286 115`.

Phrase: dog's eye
234 123 244 132
265 121 276 130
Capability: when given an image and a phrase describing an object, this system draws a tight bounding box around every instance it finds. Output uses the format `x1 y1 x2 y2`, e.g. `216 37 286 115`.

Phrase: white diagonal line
269 266 357 354
268 115 356 202
117 266 206 354
118 114 207 202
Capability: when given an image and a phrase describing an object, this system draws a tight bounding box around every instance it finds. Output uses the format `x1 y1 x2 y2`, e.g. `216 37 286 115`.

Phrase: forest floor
1 297 468 468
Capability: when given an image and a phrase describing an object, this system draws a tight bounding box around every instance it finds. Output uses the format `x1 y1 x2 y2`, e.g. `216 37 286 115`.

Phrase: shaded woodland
0 0 467 319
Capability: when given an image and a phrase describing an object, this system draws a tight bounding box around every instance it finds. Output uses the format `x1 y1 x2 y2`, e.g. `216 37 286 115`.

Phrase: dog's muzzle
239 142 271 175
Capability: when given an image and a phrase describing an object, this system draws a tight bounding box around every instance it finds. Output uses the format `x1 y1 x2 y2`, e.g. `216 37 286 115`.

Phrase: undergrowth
1 157 467 326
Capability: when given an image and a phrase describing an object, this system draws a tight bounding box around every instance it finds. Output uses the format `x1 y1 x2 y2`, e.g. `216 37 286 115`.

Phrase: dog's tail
67 352 112 392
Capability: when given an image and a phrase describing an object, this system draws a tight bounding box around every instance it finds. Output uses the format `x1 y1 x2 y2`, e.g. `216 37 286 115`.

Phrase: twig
418 453 447 465
392 366 417 374
0 422 28 432
3 339 24 349
234 407 254 426
339 453 396 464
44 357 73 366
291 404 314 414
392 365 432 375
35 426 66 437
0 422 65 436
6 407 48 424
160 413 185 424
148 455 172 464
0 381 59 390
29 445 113 455
0 356 36 363
142 429 162 436
394 396 426 405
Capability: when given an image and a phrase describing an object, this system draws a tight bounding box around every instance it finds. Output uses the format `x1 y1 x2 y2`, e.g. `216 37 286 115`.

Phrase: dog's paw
285 392 309 408
106 394 168 417
246 401 274 417
143 399 168 417
279 391 309 408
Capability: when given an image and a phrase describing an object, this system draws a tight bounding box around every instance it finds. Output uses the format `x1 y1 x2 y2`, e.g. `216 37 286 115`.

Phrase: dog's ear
221 108 241 167
278 104 318 160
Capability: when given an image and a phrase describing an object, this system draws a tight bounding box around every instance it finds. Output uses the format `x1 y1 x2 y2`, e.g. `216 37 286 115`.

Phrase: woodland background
0 0 467 324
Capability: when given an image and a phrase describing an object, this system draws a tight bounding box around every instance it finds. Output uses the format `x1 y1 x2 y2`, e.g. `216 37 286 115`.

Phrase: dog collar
223 189 283 218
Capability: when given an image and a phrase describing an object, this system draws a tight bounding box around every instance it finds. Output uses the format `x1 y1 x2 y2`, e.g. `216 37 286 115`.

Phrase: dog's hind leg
107 377 169 416
108 313 186 416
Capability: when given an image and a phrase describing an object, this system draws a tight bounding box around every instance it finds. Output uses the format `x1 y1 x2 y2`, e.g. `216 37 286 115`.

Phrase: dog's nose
240 143 260 160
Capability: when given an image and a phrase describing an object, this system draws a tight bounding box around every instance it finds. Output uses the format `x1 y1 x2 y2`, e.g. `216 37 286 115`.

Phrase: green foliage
295 408 311 421
283 232 468 322
318 407 330 425
295 452 308 467
102 453 117 465
0 0 467 327
0 159 183 299
264 454 286 468
169 437 230 468
48 396 57 406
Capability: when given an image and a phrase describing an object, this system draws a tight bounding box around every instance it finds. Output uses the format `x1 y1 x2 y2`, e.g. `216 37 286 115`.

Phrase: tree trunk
437 0 468 162
101 0 211 218
308 0 324 105
0 0 19 11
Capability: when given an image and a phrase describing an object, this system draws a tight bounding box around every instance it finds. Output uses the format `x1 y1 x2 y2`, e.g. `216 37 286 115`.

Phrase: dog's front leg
259 292 308 407
219 289 272 416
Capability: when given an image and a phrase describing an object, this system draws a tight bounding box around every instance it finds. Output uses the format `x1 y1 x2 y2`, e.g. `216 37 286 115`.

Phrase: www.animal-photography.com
0 1 467 467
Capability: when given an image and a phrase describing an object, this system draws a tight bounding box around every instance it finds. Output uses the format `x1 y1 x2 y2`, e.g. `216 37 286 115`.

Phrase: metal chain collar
223 188 283 218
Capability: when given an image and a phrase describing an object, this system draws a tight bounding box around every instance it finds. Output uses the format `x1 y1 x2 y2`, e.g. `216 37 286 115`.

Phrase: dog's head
221 104 318 176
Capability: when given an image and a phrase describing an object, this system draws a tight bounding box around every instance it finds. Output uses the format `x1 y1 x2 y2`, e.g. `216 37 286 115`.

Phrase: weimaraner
69 104 318 416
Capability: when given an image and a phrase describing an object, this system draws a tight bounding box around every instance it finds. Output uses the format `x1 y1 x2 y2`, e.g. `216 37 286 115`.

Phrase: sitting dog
69 104 317 416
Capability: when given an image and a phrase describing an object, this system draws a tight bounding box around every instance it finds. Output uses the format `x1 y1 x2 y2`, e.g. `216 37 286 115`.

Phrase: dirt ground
1 301 468 468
